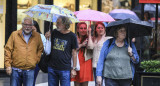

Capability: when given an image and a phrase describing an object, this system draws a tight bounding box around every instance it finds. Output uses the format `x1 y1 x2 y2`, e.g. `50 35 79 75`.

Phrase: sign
139 0 160 3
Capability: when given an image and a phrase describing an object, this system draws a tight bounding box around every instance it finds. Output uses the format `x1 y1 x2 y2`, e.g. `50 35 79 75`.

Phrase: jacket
4 29 44 70
96 38 139 80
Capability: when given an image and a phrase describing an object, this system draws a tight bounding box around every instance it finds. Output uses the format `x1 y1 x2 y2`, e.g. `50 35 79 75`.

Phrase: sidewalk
0 71 95 86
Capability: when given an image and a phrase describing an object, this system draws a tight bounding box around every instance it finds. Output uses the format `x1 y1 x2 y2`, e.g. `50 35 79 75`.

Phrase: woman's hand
81 39 88 47
88 27 92 35
96 76 102 86
128 45 133 56
45 31 51 40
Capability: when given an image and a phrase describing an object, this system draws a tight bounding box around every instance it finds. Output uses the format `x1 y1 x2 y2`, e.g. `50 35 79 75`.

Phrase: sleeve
96 40 110 76
44 38 51 55
131 42 139 64
4 32 14 68
71 33 78 49
37 34 44 62
40 34 47 50
87 35 94 49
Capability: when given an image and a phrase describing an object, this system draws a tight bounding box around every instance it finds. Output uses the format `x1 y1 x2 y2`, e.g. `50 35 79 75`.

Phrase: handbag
71 52 80 71
38 52 50 73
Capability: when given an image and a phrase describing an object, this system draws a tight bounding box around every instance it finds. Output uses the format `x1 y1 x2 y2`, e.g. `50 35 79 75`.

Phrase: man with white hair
4 17 43 86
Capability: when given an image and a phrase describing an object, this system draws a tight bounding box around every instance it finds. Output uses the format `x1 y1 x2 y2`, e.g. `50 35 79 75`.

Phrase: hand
81 39 88 47
71 69 77 78
6 67 12 75
96 76 102 86
132 38 136 42
128 45 133 57
45 31 51 40
88 27 92 34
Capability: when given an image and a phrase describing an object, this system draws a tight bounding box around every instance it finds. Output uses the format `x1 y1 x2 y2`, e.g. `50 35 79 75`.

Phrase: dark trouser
33 64 40 86
105 78 132 86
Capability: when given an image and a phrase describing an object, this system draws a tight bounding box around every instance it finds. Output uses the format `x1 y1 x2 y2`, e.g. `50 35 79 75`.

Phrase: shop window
102 0 131 13
0 0 5 68
79 0 97 10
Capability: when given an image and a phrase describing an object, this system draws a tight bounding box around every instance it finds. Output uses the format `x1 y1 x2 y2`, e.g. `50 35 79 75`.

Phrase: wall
0 0 5 68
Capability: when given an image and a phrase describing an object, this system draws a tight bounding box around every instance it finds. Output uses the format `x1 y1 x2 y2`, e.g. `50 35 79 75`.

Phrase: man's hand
71 69 77 78
96 76 102 86
6 67 12 75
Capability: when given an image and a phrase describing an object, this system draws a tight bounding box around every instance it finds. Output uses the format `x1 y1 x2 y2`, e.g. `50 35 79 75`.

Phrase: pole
155 4 158 54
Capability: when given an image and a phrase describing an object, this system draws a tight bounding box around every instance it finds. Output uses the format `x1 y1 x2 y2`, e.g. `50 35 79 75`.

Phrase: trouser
48 67 71 86
10 69 35 86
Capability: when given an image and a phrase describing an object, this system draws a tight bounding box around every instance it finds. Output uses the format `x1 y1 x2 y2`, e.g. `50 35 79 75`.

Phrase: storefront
0 0 135 69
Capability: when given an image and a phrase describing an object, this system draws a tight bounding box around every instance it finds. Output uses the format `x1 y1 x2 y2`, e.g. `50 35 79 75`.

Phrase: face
78 24 87 36
117 27 126 39
22 19 33 35
56 18 65 31
96 24 105 36
32 26 37 32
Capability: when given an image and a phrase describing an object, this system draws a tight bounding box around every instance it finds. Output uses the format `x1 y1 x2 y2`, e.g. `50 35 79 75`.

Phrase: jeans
105 78 132 86
10 69 35 86
33 64 40 86
48 67 70 86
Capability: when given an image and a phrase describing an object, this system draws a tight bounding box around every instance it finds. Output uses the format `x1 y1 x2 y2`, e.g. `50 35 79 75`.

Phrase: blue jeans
33 64 40 86
10 69 35 86
48 67 70 86
105 78 132 86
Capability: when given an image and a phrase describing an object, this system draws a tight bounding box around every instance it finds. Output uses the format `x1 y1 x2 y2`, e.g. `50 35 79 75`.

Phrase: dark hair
58 16 71 29
33 20 41 34
144 11 151 20
94 22 105 37
114 25 126 38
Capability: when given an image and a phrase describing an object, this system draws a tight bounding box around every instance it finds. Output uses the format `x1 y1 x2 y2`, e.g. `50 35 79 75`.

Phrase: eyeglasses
22 23 33 27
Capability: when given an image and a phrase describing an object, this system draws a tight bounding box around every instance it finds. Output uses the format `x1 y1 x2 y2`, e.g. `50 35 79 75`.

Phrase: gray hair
22 17 33 24
58 16 71 29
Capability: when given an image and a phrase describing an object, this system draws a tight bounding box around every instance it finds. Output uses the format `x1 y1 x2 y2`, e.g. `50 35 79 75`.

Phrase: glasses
23 23 33 27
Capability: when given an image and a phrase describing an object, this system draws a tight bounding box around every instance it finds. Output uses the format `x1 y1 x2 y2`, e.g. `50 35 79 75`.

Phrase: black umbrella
106 18 153 38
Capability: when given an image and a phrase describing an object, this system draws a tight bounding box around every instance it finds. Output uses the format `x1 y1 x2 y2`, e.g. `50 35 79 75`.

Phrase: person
4 17 44 86
32 20 46 86
87 22 112 86
96 26 139 86
45 16 78 86
71 22 93 86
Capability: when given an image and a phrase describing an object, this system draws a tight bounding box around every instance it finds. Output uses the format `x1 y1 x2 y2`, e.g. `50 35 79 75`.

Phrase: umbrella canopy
106 18 153 38
74 9 115 22
109 9 140 21
23 4 79 22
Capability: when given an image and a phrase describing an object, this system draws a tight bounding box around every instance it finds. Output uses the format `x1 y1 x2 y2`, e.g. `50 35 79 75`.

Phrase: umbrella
23 4 79 23
106 18 153 38
74 9 115 22
109 9 140 21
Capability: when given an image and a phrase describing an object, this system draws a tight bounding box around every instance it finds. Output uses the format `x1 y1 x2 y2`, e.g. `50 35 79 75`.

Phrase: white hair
22 17 33 24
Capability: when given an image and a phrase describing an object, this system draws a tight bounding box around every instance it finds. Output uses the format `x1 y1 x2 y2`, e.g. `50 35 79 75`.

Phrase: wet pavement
0 71 95 86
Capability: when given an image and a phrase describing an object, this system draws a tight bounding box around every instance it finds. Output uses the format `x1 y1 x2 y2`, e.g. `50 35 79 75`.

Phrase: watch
72 67 77 70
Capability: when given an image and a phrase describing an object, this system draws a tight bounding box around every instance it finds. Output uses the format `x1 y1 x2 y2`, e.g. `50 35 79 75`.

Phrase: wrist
72 67 77 70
